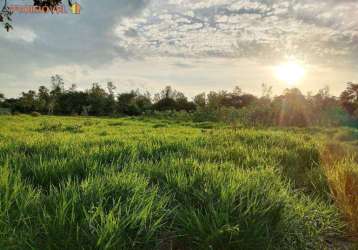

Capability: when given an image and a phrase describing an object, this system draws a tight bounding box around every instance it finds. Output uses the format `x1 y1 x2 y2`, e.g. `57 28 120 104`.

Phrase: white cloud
2 0 358 98
1 27 37 43
113 0 358 66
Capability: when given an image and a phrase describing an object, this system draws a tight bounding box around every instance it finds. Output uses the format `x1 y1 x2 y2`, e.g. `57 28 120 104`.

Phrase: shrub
192 110 218 122
0 108 11 115
36 122 83 133
98 131 108 136
36 122 63 132
108 121 125 126
63 124 83 133
30 111 41 117
193 121 215 129
335 129 358 142
153 123 168 128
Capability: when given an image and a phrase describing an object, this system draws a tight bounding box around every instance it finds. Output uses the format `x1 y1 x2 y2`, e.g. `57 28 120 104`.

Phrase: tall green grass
0 115 348 249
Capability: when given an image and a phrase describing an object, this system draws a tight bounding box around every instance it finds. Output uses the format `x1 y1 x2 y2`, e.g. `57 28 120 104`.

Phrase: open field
0 115 357 249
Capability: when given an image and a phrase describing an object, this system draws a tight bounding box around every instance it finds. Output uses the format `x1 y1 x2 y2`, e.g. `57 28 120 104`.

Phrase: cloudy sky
1 0 358 98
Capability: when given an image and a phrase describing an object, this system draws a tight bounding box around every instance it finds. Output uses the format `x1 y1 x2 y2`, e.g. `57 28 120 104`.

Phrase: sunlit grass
322 143 358 240
0 115 354 249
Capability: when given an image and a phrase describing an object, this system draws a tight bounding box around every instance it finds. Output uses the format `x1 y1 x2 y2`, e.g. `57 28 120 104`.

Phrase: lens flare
275 62 305 86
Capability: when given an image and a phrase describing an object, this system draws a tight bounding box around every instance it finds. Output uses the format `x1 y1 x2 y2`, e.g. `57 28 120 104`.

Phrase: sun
275 62 305 86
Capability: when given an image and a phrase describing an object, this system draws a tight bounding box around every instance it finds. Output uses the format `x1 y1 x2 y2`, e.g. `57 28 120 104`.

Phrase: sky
1 0 358 98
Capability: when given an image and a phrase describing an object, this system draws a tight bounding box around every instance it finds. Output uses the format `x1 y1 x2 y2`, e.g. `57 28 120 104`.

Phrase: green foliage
2 77 358 128
30 111 41 117
36 121 83 133
0 108 11 115
340 82 358 116
192 109 218 122
152 123 168 128
193 121 215 129
335 129 358 142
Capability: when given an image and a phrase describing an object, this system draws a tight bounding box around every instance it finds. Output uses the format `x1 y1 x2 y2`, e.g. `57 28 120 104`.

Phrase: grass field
0 115 357 249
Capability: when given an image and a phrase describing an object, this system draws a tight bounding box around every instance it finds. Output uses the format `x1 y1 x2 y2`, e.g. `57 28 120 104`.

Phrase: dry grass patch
322 143 358 240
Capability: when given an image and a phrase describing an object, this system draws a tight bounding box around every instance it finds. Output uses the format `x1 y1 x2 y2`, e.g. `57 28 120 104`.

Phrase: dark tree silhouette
0 0 13 31
340 82 358 116
1 75 357 127
0 93 4 105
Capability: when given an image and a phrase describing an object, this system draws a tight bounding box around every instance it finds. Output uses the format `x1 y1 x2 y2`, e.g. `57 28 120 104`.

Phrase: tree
51 75 65 94
37 86 51 113
19 90 37 113
116 90 151 116
0 0 13 32
107 82 116 96
207 91 226 110
0 93 4 103
69 84 77 92
117 91 138 115
239 94 258 108
220 90 239 108
86 83 108 116
133 92 152 113
153 98 177 111
273 88 311 127
261 83 272 100
194 93 206 109
175 95 196 112
49 75 65 114
105 82 117 114
56 90 89 115
153 86 187 112
340 82 358 116
33 0 62 9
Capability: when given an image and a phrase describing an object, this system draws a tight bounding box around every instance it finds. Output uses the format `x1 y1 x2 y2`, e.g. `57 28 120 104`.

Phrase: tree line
0 75 358 127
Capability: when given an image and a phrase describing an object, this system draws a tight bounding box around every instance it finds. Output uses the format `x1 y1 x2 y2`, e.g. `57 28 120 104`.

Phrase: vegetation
1 77 357 248
322 143 358 240
1 76 358 128
0 115 357 249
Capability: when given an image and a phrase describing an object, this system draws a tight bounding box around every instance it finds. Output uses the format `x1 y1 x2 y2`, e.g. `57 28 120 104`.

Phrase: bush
63 125 83 133
30 111 41 117
36 122 63 132
153 123 168 128
335 129 358 142
36 122 83 133
193 121 215 129
192 110 218 122
0 108 11 115
108 121 125 126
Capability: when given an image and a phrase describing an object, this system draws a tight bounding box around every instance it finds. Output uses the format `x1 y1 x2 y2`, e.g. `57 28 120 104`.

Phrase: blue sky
1 0 358 97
